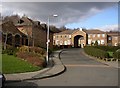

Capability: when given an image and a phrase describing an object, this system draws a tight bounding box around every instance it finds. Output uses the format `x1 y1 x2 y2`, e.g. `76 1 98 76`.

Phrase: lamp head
53 14 58 17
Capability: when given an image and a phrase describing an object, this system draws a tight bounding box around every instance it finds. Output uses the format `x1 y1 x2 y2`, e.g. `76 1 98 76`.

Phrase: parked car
0 73 6 88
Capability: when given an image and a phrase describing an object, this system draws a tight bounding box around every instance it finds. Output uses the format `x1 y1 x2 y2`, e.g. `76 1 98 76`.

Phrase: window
67 40 71 45
101 40 104 44
108 37 112 40
102 34 105 37
60 41 63 45
64 41 67 45
56 40 59 45
64 35 67 38
53 36 55 39
98 40 100 45
115 43 118 46
88 39 91 44
61 36 62 38
88 34 91 38
69 35 71 38
97 34 100 37
93 34 95 37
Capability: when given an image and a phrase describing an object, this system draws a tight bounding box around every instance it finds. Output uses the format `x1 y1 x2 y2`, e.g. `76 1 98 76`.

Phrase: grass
2 54 41 74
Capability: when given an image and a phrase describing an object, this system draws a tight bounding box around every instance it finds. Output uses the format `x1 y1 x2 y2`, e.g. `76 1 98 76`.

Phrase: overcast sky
1 2 118 31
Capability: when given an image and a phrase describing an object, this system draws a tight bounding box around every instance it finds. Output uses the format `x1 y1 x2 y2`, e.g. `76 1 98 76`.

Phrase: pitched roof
0 21 26 36
56 30 75 34
3 15 20 25
106 31 120 36
15 16 34 26
85 29 105 34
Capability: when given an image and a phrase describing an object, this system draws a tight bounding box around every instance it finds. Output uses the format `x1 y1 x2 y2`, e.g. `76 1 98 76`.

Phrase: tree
94 40 98 46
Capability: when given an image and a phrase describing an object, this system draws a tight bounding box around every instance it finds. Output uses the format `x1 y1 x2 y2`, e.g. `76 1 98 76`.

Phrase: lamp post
46 14 58 66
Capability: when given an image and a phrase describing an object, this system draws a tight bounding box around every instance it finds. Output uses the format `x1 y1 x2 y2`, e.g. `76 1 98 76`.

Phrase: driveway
5 48 118 87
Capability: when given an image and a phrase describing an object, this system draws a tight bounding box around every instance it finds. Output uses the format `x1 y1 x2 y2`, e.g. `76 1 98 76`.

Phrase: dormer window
18 19 24 24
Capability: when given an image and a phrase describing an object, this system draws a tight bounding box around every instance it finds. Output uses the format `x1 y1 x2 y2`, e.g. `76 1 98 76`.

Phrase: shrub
94 46 120 52
2 45 18 56
94 40 98 46
16 52 46 67
113 49 120 60
18 46 46 56
84 46 109 58
19 46 29 52
29 46 46 55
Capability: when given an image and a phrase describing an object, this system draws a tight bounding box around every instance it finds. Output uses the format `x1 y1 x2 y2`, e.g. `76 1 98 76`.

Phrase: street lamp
46 14 58 66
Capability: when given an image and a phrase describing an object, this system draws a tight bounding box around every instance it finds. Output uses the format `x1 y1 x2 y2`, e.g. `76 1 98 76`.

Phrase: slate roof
55 29 75 34
84 29 105 34
0 21 26 36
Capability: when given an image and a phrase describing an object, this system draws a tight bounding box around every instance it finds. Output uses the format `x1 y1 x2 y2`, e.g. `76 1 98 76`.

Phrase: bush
84 46 109 58
29 46 46 55
113 49 120 60
2 45 18 56
18 46 46 56
16 52 46 67
94 46 120 52
19 46 29 52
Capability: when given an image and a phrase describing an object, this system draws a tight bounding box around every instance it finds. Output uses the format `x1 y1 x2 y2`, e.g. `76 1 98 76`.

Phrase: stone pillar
24 38 26 45
12 35 15 47
20 37 22 46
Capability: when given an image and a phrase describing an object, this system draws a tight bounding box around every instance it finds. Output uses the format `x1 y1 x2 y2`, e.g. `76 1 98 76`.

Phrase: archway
15 34 21 47
74 35 84 48
22 35 28 46
7 33 12 45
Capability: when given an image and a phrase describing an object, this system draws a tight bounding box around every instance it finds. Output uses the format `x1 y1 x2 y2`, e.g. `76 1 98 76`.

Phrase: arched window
7 33 12 45
15 34 21 47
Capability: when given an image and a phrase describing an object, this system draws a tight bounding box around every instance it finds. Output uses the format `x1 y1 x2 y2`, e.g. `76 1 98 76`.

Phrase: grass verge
2 54 41 74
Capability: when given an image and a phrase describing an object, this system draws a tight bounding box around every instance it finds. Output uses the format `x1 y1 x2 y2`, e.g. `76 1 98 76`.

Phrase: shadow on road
4 81 38 88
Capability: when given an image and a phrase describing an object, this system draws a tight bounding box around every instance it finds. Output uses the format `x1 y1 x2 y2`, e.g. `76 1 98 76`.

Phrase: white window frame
93 34 95 37
102 34 105 37
97 34 100 37
88 39 91 45
98 40 100 45
69 35 71 38
64 41 68 45
101 40 105 44
88 34 91 38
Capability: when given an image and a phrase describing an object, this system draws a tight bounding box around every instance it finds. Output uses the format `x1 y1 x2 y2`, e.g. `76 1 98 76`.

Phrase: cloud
98 24 118 32
2 2 117 27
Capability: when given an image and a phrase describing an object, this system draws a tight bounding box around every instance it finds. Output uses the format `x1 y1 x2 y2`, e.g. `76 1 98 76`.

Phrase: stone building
53 28 87 48
1 21 28 47
85 29 107 46
1 15 54 49
53 28 120 48
106 32 120 46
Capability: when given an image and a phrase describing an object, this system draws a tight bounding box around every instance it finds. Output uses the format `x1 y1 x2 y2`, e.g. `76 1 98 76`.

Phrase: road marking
65 64 110 68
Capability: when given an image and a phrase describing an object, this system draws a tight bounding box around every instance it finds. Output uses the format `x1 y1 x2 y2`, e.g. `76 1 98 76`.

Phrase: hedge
94 46 120 52
84 46 109 58
113 49 120 60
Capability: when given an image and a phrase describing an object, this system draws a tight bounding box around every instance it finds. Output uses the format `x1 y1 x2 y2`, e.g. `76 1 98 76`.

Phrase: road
5 48 118 87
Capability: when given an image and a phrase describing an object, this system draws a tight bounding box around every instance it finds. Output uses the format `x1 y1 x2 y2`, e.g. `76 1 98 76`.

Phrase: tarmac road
5 48 118 87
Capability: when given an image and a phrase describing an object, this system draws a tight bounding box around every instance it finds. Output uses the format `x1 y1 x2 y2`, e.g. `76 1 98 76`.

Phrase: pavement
82 50 119 68
4 50 66 81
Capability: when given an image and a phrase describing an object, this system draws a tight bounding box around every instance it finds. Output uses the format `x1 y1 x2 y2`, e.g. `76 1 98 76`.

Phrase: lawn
2 54 41 74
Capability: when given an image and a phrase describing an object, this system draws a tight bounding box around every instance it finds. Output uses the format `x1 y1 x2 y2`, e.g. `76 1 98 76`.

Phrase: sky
1 2 119 31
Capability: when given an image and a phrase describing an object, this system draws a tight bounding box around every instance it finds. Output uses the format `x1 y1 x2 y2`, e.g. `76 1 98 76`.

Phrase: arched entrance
22 35 28 46
15 34 21 47
74 35 84 48
7 33 13 45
